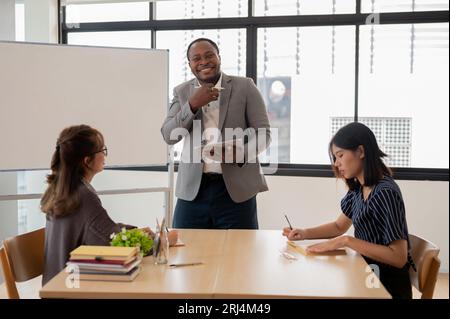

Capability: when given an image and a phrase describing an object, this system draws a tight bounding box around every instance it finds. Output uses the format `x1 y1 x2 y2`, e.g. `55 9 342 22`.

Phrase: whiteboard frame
0 40 168 171
0 40 175 224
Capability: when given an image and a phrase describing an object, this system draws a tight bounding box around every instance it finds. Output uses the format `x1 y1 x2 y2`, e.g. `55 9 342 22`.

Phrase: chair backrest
0 228 45 299
408 234 441 299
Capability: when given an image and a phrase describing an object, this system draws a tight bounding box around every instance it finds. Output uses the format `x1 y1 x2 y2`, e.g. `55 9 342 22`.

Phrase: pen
284 214 293 230
169 262 203 268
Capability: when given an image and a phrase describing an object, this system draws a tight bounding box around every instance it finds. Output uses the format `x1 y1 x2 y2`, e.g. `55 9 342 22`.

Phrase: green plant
110 228 153 256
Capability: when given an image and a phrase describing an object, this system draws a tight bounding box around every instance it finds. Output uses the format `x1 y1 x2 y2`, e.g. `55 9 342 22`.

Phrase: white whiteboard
0 41 168 171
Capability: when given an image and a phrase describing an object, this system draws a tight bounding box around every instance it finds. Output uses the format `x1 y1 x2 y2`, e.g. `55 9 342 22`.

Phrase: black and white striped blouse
341 175 415 268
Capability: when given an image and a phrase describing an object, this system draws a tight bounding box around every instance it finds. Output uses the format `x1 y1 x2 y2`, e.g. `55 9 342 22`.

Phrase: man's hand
188 83 220 112
221 143 237 163
205 141 239 164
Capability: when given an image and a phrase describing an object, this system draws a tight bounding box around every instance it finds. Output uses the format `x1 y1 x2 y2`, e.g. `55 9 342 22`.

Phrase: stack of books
66 245 142 282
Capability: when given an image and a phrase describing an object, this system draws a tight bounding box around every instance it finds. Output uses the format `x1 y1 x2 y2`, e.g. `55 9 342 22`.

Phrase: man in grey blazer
161 38 271 229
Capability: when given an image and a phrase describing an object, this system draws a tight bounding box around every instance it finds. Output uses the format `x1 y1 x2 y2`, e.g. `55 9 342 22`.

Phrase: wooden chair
0 228 45 299
409 234 441 299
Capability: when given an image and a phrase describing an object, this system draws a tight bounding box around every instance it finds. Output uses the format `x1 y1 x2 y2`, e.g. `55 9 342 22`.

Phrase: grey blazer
161 73 271 203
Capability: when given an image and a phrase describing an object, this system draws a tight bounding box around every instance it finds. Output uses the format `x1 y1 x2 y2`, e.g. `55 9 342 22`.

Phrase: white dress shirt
201 73 223 174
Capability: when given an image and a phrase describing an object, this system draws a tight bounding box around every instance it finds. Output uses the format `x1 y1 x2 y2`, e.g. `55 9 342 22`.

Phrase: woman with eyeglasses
41 125 177 285
282 122 414 299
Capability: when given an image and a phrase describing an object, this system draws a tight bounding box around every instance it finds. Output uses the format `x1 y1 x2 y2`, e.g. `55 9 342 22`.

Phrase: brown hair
329 122 392 191
41 125 104 217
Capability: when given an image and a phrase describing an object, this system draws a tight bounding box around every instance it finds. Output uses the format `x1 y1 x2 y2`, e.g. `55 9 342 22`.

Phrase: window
60 1 449 173
358 23 449 168
66 2 149 23
68 31 151 49
361 0 449 13
155 0 248 20
332 117 412 167
254 0 355 16
257 26 355 164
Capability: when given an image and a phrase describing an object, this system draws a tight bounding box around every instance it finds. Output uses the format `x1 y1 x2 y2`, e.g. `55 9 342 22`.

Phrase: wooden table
214 230 390 298
39 229 390 299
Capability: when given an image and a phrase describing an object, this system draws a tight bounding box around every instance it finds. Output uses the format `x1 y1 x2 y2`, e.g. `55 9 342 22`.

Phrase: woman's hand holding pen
282 227 306 241
188 83 220 112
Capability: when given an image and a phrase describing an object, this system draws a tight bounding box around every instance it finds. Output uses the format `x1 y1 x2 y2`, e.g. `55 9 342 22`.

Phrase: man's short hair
186 38 220 60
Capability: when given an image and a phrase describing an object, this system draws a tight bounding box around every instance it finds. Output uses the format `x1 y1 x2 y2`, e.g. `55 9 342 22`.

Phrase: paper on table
287 240 347 256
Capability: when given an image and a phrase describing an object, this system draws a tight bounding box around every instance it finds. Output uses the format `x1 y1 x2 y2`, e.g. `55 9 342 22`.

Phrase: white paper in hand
202 139 244 163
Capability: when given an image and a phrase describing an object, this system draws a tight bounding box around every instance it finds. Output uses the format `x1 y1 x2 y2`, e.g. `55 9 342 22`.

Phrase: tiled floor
1 273 449 299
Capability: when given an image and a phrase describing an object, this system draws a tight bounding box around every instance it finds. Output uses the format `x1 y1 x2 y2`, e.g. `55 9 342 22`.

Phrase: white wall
24 0 58 43
0 0 15 41
0 0 58 44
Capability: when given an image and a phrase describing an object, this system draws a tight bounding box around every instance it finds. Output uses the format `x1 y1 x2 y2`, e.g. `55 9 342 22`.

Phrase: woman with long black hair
283 122 414 299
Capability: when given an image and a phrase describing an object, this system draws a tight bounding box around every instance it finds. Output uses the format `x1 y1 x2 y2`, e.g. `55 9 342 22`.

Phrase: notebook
69 245 138 261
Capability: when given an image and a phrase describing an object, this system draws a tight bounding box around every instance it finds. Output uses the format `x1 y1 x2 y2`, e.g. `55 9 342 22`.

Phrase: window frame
60 0 449 181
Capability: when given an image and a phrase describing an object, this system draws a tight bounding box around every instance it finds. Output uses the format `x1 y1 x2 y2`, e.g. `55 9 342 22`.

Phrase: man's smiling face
188 41 221 84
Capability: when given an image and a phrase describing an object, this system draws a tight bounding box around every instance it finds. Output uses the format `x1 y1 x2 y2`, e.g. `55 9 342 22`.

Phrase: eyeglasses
91 147 108 157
